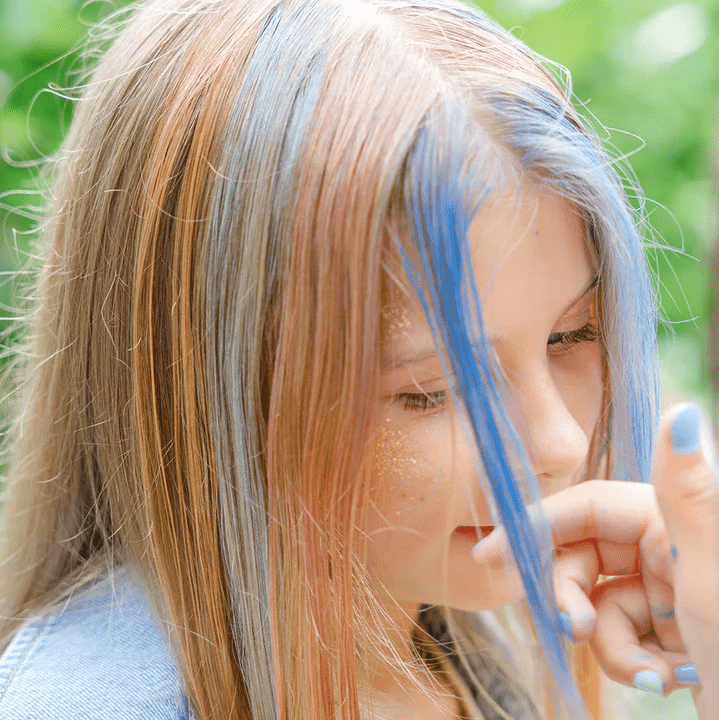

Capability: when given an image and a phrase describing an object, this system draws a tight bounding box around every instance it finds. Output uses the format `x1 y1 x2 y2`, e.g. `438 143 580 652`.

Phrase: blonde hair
0 1 639 719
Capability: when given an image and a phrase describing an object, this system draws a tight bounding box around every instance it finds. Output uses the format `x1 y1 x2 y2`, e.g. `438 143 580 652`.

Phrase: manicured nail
674 663 700 685
558 612 574 642
650 605 675 620
670 404 702 455
632 670 663 694
670 544 678 562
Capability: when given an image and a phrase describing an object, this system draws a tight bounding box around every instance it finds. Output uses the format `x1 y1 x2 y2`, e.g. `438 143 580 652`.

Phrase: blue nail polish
558 612 573 642
671 544 678 562
674 663 700 685
670 404 702 455
650 605 675 620
632 670 664 694
632 652 653 662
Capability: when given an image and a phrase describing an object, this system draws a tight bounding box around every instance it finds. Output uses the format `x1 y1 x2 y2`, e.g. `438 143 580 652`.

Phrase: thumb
652 403 719 582
652 402 719 714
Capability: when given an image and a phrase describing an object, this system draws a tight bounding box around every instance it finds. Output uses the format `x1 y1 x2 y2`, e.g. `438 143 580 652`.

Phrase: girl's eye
547 323 600 355
394 390 447 412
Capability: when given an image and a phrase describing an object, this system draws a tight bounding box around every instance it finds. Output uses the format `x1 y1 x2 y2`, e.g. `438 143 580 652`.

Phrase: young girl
1 0 718 718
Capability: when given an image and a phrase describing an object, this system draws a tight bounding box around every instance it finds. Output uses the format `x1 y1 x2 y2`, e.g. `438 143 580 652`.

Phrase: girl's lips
453 525 495 543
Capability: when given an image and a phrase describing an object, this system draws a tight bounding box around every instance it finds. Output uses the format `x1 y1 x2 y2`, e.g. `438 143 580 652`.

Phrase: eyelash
547 322 600 355
394 322 600 412
395 390 448 412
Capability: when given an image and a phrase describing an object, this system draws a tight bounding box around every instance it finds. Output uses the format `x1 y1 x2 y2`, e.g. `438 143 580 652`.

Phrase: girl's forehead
469 191 590 293
380 190 594 362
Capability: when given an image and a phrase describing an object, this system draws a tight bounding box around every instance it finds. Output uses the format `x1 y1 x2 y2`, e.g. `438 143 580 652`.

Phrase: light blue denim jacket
0 565 193 719
0 565 530 720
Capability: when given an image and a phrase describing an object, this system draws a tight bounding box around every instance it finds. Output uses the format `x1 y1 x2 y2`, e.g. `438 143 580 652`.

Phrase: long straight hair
0 1 659 719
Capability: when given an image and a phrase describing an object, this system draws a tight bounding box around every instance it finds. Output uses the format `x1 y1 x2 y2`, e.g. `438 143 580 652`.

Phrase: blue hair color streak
399 75 659 716
398 105 583 720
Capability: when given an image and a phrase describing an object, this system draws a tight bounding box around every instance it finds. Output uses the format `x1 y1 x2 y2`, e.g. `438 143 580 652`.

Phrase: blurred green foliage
483 0 719 405
0 0 717 400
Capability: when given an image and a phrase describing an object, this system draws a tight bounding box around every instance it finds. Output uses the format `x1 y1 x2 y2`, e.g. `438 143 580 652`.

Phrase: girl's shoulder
0 565 193 720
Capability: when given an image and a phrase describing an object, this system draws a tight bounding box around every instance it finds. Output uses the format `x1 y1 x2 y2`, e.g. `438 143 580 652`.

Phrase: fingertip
632 669 664 695
669 403 702 455
674 663 700 686
555 604 596 645
654 403 718 503
470 527 505 568
470 539 487 563
571 612 597 646
555 573 597 644
558 611 573 642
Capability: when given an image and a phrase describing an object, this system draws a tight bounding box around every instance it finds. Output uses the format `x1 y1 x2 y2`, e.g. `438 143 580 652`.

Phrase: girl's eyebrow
381 347 437 372
381 273 600 372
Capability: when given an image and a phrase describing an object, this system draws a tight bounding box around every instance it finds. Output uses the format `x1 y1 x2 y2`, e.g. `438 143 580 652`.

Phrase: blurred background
0 1 716 716
483 0 719 425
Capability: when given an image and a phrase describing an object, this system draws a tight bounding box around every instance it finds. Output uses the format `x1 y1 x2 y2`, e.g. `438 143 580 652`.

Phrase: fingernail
670 544 678 562
670 404 702 455
632 670 663 694
558 612 574 642
674 663 700 685
650 605 675 620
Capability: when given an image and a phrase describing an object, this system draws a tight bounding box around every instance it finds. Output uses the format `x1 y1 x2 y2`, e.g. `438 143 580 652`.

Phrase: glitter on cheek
369 425 435 512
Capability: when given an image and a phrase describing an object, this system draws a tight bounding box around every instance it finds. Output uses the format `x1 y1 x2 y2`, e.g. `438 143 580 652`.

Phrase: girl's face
366 190 603 612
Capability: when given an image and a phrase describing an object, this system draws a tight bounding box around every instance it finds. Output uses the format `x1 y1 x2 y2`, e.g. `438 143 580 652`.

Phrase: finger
553 542 598 645
531 480 655 547
652 403 719 713
642 572 682 652
471 480 657 576
653 403 719 623
590 576 692 696
638 517 683 653
552 538 685 656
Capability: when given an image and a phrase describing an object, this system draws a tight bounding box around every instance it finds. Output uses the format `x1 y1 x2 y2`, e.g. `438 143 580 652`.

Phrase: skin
472 411 719 715
366 188 719 718
369 189 602 612
366 188 602 714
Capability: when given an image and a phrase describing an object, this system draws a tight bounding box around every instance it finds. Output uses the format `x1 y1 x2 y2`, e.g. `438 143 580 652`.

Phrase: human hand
470 403 719 714
650 403 719 718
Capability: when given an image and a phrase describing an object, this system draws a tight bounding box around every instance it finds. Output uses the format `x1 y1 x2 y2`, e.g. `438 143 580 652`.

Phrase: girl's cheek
556 343 604 441
368 423 443 518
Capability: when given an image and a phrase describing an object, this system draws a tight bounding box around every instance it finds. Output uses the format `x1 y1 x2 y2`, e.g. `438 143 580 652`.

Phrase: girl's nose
518 372 589 484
